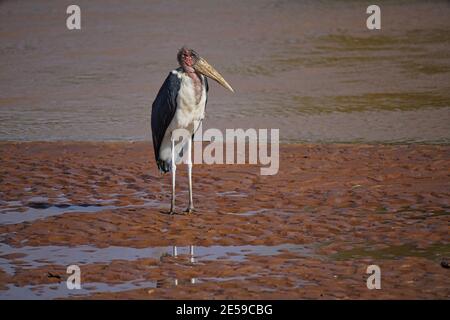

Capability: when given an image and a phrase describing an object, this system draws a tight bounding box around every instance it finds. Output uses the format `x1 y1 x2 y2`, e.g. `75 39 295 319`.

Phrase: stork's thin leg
173 246 177 257
189 245 196 283
170 138 176 214
186 137 194 214
189 245 195 264
173 246 178 286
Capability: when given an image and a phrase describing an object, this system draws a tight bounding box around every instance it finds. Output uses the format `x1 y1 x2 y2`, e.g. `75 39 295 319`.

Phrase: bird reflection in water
157 245 196 288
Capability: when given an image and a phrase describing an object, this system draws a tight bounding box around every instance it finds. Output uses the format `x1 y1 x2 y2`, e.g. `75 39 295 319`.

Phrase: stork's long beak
193 57 234 93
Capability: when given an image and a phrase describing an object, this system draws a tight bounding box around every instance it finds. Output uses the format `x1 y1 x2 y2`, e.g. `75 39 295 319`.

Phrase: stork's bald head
177 47 199 73
176 46 234 93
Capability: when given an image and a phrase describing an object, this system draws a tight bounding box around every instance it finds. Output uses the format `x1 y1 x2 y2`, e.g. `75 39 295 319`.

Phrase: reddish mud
0 142 448 299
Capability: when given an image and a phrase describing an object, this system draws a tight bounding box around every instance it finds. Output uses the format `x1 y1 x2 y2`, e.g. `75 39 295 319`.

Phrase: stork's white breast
158 70 206 162
173 70 206 129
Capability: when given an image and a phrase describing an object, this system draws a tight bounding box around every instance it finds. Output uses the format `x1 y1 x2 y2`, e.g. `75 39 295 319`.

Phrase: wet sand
0 142 448 299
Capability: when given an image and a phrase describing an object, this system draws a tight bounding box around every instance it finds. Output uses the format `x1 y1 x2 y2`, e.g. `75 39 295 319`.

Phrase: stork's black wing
151 71 181 167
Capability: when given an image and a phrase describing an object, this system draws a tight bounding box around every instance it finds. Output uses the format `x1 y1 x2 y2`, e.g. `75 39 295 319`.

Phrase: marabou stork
151 47 234 214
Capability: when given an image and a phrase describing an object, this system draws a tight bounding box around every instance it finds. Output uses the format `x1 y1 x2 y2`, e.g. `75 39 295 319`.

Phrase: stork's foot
184 207 195 215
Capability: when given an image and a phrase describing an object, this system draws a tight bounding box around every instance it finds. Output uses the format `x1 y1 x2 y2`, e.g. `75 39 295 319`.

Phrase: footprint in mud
27 202 52 209
27 201 103 210
124 177 136 184
140 174 155 182
0 199 108 225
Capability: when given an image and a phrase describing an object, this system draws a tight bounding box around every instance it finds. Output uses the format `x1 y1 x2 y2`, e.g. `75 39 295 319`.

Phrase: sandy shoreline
0 142 449 299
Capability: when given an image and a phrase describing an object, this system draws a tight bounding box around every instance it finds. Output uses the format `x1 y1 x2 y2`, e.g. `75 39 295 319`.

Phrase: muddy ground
0 142 448 299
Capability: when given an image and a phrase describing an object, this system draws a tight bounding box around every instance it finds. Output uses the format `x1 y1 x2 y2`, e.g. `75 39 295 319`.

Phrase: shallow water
1 274 313 299
0 243 315 275
0 193 269 224
0 197 161 225
1 280 158 300
0 0 449 143
0 242 315 298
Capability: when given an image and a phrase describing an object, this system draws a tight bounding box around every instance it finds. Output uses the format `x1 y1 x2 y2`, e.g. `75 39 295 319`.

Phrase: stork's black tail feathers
156 148 184 174
156 160 170 173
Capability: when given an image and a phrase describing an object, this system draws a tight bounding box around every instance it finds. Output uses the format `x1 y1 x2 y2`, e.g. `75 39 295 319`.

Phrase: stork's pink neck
183 65 196 73
182 66 203 104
